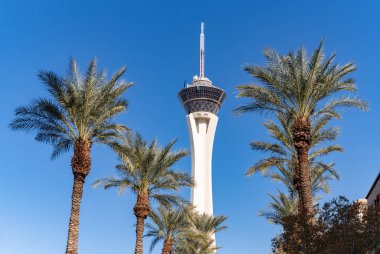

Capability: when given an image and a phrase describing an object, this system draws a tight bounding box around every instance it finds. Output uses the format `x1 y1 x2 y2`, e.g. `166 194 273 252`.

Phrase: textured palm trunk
134 192 150 254
161 238 174 254
66 138 91 254
292 118 313 219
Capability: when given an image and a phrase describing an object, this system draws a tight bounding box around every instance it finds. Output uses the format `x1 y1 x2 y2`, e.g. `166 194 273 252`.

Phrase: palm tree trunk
292 118 313 219
65 173 85 254
134 192 150 254
66 138 91 254
295 146 313 217
135 216 145 254
161 238 174 254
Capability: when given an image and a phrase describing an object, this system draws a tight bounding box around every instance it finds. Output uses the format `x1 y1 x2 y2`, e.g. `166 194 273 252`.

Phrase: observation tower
178 23 226 218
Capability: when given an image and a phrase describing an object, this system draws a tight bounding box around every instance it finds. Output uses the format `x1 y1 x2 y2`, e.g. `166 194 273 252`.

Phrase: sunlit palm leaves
235 42 366 217
247 114 340 197
145 205 191 253
95 132 193 206
10 59 133 159
235 42 367 120
94 132 193 254
259 191 298 225
174 211 227 254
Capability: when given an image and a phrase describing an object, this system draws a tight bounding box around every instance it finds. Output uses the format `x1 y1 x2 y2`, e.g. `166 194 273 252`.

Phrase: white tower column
187 111 218 215
178 23 226 252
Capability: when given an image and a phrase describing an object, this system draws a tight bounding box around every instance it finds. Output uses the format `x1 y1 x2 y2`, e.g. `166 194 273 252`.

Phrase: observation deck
178 77 226 115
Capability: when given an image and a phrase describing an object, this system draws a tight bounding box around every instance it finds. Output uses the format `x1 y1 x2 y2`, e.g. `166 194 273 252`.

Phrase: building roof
366 171 380 199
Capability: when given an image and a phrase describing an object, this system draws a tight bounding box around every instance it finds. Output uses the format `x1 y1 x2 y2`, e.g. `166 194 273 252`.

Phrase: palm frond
10 59 132 158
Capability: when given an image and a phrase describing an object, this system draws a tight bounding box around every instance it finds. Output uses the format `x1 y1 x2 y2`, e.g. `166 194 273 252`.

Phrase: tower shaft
187 112 218 215
178 23 225 252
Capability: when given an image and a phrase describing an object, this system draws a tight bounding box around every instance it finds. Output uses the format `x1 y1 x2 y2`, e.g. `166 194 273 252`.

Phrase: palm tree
235 42 367 218
94 132 193 254
10 59 132 254
145 205 192 254
248 114 340 198
174 212 227 254
252 115 339 229
260 191 298 225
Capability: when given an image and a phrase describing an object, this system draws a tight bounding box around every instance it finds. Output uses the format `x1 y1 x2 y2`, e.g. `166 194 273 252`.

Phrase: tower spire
200 22 205 78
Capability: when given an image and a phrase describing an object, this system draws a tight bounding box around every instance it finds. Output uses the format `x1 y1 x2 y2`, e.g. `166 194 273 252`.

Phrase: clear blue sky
1 0 380 253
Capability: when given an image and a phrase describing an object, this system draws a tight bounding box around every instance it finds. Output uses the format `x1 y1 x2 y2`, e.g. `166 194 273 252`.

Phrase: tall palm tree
248 114 340 198
174 212 227 254
235 42 367 217
145 205 192 254
252 115 338 228
94 132 193 254
10 59 132 254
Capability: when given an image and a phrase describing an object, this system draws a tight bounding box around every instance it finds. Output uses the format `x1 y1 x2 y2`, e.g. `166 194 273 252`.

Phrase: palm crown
145 204 227 254
174 212 227 254
10 59 132 158
235 42 367 120
260 191 298 225
248 114 340 196
145 205 191 253
95 132 193 206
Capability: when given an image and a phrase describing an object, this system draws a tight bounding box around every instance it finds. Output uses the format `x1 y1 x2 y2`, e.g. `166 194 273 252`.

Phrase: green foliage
248 114 340 196
94 132 193 207
259 191 298 225
273 196 380 254
174 210 227 254
145 204 228 254
251 114 341 225
145 205 191 252
235 42 368 120
363 204 380 252
235 42 367 224
10 59 133 158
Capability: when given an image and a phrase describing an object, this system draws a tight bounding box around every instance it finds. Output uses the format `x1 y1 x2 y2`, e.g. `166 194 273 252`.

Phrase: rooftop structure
366 171 380 206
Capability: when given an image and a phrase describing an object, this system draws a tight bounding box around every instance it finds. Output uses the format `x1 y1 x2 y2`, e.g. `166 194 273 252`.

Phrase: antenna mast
200 22 205 78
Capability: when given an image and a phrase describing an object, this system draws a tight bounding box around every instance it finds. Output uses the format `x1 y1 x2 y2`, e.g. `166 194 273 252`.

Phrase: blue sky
1 0 380 253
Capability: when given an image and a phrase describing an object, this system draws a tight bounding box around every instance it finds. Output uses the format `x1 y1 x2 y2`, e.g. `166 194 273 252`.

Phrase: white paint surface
187 112 218 215
186 112 218 249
